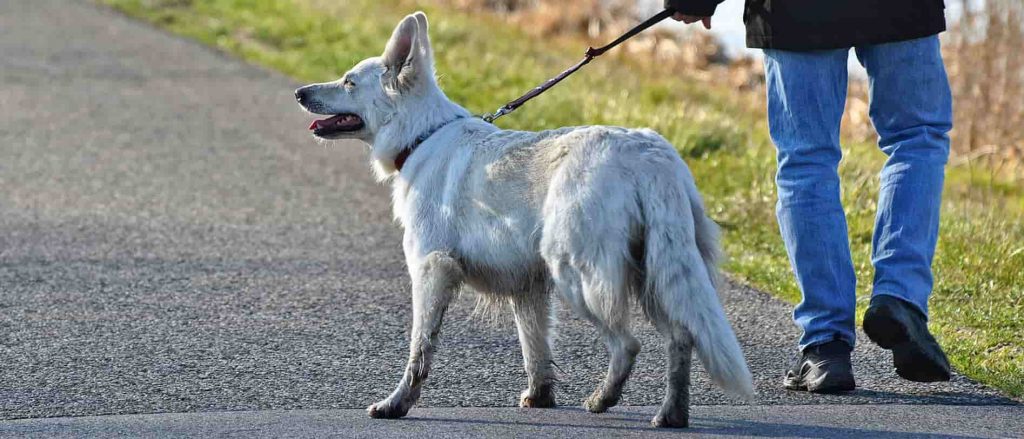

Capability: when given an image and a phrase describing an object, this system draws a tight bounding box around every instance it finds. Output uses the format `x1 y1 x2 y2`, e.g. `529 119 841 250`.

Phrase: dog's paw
651 410 689 428
366 398 409 419
583 390 618 413
583 396 609 413
519 388 556 408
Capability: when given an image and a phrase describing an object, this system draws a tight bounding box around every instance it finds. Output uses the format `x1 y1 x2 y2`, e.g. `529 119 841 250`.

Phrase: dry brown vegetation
945 0 1024 180
435 0 763 88
435 0 1024 182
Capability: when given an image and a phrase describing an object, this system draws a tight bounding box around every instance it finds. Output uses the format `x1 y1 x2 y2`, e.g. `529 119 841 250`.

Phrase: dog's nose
295 88 309 105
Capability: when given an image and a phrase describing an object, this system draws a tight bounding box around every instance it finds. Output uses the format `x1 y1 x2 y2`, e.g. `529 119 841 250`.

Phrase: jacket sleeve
665 0 723 16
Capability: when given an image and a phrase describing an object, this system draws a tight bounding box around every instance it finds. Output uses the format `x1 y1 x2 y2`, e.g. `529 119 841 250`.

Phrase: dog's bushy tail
640 166 754 400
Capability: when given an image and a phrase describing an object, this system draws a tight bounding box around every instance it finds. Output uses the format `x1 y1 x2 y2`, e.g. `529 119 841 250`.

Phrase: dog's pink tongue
309 114 339 131
308 114 357 131
309 116 334 130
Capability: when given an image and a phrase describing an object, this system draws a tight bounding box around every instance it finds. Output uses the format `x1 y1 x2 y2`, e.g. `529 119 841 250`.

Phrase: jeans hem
872 291 930 320
798 333 855 353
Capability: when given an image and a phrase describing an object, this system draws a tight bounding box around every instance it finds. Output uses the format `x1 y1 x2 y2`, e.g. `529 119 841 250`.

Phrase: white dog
295 12 754 428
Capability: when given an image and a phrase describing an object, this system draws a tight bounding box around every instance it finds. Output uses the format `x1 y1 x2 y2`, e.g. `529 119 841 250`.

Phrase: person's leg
855 35 952 382
764 48 857 352
855 35 952 316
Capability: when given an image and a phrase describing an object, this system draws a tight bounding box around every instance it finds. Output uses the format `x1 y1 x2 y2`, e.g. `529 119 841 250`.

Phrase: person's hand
672 12 711 29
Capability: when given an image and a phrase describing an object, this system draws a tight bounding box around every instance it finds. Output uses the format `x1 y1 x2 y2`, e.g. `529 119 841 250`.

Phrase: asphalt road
0 0 1018 429
4 405 1024 439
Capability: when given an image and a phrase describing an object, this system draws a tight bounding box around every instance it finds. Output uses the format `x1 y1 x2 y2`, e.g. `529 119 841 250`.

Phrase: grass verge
99 0 1022 398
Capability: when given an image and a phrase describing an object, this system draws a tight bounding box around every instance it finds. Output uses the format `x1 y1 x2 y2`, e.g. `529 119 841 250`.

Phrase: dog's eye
343 79 356 90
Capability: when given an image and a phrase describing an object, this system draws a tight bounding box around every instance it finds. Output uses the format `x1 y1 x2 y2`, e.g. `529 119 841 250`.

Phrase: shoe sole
805 371 856 394
784 372 855 394
863 304 951 383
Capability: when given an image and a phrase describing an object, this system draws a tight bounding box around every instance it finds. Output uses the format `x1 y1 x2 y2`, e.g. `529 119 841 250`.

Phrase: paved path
4 405 1023 439
0 0 1019 436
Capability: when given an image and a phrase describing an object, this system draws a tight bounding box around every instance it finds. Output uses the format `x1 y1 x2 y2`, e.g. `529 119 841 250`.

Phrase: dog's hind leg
540 159 643 414
511 289 556 408
655 329 694 428
367 251 463 419
640 298 695 428
582 312 640 413
546 255 639 414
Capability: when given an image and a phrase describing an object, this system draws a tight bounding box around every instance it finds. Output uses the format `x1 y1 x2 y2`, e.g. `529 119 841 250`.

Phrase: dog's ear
412 12 434 68
382 12 435 92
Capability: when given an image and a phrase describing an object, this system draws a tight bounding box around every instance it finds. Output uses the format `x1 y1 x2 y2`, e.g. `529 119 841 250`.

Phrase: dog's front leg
367 251 462 419
512 292 556 408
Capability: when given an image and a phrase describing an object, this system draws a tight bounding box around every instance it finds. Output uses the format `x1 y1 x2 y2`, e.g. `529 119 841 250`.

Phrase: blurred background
443 0 1023 179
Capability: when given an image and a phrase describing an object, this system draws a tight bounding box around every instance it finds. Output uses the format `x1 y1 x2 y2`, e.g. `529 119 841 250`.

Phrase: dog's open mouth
308 113 365 136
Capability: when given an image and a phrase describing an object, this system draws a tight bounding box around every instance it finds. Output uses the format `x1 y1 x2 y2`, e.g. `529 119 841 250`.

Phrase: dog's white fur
296 12 754 428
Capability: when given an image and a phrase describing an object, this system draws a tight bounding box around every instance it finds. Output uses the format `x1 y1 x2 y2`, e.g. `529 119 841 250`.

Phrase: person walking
667 0 954 393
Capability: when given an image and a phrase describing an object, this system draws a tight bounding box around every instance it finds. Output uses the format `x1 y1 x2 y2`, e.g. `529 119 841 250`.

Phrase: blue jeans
763 35 952 351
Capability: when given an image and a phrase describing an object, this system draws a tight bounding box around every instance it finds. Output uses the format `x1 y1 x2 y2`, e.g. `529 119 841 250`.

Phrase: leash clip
482 106 510 124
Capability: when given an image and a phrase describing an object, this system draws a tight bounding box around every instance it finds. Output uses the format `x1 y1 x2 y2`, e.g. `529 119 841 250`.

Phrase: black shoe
784 340 856 393
863 295 951 382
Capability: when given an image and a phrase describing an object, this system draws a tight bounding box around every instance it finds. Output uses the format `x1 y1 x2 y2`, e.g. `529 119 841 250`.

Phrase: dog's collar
394 116 468 172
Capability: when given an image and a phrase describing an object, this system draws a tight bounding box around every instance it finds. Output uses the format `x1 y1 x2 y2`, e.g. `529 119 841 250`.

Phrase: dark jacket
665 0 946 51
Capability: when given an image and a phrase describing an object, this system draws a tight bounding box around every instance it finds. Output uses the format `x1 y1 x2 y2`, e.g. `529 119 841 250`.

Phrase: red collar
395 147 414 172
393 117 468 172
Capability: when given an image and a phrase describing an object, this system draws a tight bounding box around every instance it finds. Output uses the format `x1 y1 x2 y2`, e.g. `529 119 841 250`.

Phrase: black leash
482 8 676 123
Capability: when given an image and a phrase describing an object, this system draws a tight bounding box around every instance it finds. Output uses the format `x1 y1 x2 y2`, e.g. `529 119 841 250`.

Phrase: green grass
100 0 1023 398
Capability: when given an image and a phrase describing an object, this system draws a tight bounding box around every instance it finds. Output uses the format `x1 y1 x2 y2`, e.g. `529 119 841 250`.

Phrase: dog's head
295 12 441 146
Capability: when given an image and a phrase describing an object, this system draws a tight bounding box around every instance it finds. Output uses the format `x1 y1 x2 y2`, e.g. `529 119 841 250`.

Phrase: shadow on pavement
845 388 1019 406
401 406 993 439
